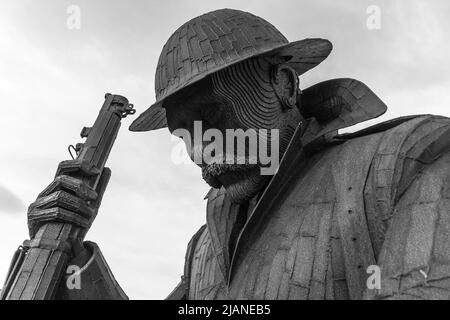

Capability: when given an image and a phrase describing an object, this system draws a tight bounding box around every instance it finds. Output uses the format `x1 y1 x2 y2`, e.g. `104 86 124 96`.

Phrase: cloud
0 184 25 214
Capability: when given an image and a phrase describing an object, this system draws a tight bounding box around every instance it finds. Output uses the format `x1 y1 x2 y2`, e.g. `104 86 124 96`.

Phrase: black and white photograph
0 0 449 310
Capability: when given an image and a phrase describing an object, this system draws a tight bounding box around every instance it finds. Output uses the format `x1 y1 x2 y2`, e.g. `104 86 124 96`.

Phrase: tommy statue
5 9 450 300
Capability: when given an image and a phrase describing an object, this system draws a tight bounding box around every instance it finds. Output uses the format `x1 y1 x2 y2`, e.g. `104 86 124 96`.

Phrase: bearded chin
202 164 270 204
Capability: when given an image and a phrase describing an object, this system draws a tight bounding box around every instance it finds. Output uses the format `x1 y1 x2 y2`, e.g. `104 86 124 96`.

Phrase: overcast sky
1 0 449 299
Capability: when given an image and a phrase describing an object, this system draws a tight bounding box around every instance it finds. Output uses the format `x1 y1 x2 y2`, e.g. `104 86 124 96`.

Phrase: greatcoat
55 79 450 300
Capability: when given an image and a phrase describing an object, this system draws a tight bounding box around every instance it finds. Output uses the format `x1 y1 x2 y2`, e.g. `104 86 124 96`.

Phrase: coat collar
204 78 388 284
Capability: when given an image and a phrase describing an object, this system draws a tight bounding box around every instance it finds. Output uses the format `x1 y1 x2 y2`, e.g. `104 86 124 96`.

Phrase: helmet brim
129 38 332 132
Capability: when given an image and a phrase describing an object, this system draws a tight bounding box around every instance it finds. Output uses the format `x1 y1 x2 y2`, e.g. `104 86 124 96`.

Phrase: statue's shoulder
358 114 450 255
339 114 450 156
338 114 450 141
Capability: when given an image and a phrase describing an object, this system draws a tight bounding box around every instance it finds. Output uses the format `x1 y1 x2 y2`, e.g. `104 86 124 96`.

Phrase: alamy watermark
170 121 280 175
66 265 81 290
366 5 381 30
366 265 381 290
66 5 81 30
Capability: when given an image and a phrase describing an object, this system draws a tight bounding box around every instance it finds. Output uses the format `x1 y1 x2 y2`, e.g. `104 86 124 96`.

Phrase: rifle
0 93 135 300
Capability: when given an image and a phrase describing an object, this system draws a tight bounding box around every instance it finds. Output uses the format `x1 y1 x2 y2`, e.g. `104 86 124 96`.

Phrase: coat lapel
205 187 240 281
207 78 389 285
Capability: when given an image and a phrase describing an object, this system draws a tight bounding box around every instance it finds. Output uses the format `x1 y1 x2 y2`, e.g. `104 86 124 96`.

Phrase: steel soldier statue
8 9 450 299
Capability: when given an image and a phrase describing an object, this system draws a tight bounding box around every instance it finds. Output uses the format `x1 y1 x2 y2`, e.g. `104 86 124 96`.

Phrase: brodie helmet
129 8 332 132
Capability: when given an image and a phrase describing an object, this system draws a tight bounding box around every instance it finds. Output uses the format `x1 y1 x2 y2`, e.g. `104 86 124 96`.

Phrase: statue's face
164 57 301 203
